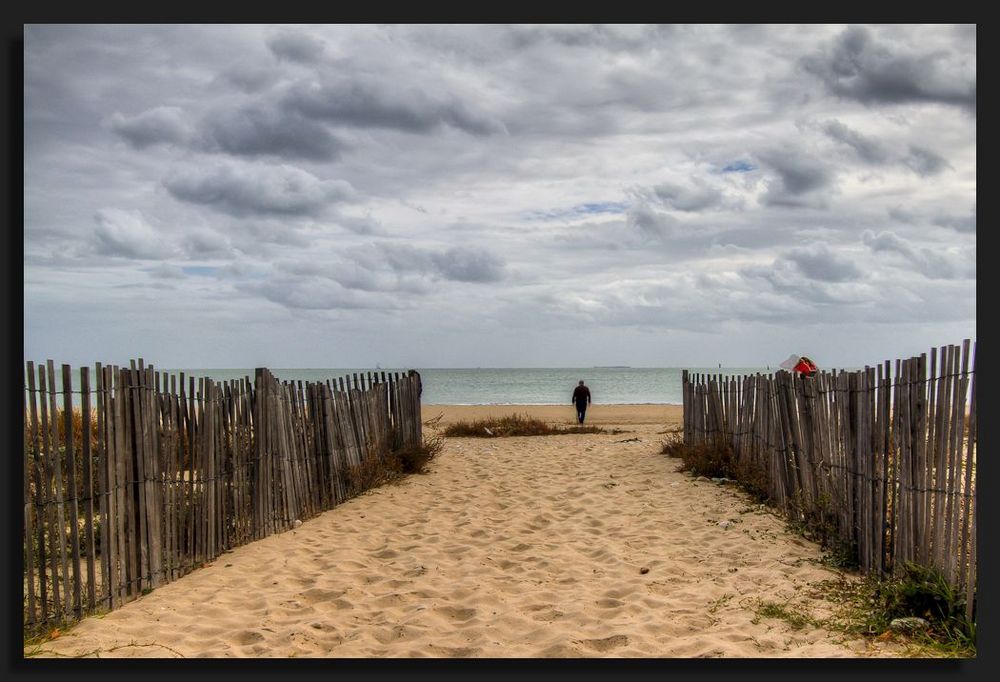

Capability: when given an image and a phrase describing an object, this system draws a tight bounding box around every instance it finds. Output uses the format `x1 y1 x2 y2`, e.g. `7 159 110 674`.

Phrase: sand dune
28 405 902 658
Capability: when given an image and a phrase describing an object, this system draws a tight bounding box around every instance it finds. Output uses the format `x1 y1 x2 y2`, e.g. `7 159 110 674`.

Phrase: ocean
28 366 774 406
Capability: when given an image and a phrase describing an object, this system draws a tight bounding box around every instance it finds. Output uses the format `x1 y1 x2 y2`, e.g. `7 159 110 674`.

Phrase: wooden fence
22 360 423 632
682 340 976 622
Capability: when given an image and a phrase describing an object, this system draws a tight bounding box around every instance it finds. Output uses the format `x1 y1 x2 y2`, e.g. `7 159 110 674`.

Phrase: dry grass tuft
388 434 444 474
344 436 445 494
661 436 770 502
443 413 607 438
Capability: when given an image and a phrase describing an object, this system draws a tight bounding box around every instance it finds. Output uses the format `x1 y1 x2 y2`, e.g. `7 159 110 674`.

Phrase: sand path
28 405 901 658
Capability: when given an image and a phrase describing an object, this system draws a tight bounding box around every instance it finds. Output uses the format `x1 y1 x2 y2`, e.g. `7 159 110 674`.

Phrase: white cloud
24 24 976 367
164 160 356 217
92 208 174 259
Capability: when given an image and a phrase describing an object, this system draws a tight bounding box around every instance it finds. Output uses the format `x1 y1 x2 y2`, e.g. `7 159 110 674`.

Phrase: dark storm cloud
164 162 355 217
379 243 507 283
757 150 835 208
503 24 676 53
822 120 951 176
266 30 326 64
261 243 507 309
242 277 399 311
148 263 185 279
430 247 506 283
903 146 950 176
649 182 724 212
274 256 432 295
933 210 976 233
202 106 342 162
183 230 232 258
863 230 910 255
334 213 385 236
109 106 193 148
862 230 974 280
282 77 506 136
821 120 892 164
110 101 343 162
626 204 678 240
780 246 864 283
739 260 871 308
801 26 976 111
215 63 282 93
890 206 976 233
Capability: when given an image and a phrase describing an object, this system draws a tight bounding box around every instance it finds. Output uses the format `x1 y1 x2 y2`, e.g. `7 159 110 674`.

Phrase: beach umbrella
779 354 800 371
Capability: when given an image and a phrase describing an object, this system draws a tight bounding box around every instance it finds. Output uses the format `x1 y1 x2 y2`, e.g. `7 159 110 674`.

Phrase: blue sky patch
574 201 629 215
525 201 629 221
722 160 756 173
182 265 218 277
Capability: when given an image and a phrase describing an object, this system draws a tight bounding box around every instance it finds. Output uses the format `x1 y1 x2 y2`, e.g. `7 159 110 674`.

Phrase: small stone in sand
890 617 930 633
640 567 650 575
293 519 303 528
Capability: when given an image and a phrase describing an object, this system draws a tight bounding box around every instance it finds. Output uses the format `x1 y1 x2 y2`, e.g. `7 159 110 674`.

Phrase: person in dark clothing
572 380 591 424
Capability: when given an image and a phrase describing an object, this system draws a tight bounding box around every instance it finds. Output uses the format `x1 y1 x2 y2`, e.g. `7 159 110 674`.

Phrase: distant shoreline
424 402 682 406
422 403 683 426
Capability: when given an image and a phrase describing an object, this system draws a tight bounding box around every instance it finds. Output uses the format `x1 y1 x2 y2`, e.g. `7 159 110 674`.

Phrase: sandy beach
28 404 902 658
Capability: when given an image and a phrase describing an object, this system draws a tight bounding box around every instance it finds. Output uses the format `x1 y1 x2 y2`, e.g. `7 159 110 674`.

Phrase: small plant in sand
861 563 976 654
660 436 770 502
748 597 820 631
661 437 732 478
344 436 445 495
443 413 606 438
387 435 444 475
747 567 977 658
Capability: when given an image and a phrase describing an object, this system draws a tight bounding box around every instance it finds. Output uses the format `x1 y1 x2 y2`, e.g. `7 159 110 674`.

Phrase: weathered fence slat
23 360 421 633
23 366 39 627
80 367 97 611
681 340 976 621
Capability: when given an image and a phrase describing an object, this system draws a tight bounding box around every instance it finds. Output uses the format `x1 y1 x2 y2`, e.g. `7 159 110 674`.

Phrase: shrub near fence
22 360 422 633
682 340 976 623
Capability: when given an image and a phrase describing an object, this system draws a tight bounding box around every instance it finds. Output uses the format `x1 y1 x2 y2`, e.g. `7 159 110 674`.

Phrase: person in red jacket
793 356 818 377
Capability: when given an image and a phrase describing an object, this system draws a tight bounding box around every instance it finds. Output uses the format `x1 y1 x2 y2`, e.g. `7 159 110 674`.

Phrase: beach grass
442 413 607 438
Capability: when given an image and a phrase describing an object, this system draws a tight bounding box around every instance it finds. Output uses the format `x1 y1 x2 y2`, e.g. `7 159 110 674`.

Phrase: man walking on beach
572 380 592 424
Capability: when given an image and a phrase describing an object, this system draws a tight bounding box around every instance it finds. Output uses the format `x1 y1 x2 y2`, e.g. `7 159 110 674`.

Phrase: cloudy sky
23 24 976 369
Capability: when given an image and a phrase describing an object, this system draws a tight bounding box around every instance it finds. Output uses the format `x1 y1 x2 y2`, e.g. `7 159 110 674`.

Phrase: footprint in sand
309 622 338 632
300 587 346 604
428 645 482 657
528 607 564 622
233 630 266 646
373 625 421 644
373 593 408 607
577 634 630 652
434 606 477 622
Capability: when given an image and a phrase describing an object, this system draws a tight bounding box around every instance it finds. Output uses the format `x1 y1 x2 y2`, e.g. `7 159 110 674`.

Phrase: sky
23 24 976 369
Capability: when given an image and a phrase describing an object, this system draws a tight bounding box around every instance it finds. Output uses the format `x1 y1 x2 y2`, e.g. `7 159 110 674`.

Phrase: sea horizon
28 365 816 407
26 364 881 405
